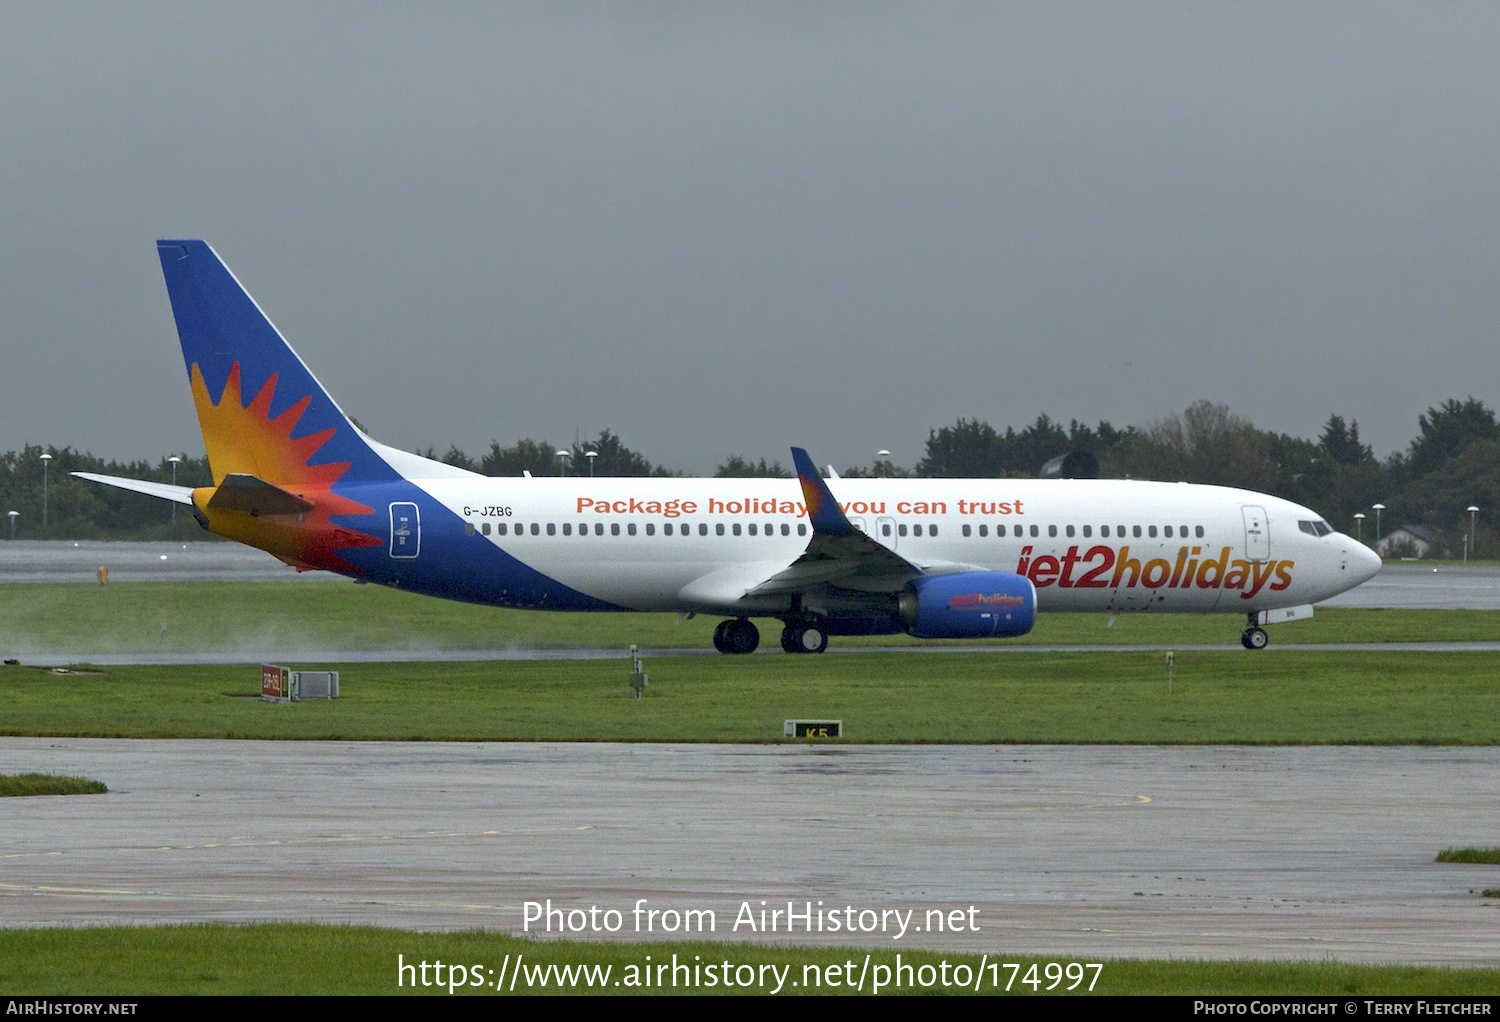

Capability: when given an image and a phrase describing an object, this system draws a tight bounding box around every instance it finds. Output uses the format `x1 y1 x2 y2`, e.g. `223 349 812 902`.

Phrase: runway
0 541 298 584
2 738 1497 964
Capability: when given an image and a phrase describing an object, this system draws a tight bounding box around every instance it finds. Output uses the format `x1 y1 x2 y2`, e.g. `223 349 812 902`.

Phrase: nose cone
1349 540 1382 586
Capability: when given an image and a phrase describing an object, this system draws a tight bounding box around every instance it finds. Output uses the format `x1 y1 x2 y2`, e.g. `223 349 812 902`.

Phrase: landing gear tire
716 618 759 654
780 624 828 654
1241 626 1269 650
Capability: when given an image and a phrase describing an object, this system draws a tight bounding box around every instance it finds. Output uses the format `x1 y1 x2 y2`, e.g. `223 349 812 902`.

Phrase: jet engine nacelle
897 571 1037 639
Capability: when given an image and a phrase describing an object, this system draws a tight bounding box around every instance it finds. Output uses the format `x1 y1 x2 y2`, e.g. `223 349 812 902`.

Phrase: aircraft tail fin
156 240 401 489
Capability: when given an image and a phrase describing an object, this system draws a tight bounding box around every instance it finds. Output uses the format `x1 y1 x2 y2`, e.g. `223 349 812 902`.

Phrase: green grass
0 924 1494 995
5 580 1500 655
4 650 1499 744
1436 848 1500 864
0 772 107 796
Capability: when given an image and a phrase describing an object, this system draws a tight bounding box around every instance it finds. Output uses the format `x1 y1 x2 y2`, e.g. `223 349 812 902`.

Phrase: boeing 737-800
79 241 1382 653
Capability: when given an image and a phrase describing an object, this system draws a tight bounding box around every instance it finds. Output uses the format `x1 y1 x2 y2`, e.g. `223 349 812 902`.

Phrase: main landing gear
1241 615 1269 650
712 618 760 655
711 618 830 654
780 622 828 654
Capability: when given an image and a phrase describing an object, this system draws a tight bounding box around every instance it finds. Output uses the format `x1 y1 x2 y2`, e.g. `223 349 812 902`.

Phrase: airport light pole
556 450 570 476
585 450 597 477
39 453 51 531
1372 503 1385 552
1353 512 1365 544
1468 506 1479 563
7 511 16 540
168 456 182 524
876 449 891 478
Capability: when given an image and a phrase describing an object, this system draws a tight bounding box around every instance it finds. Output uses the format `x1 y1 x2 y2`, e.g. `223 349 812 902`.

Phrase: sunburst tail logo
160 239 400 571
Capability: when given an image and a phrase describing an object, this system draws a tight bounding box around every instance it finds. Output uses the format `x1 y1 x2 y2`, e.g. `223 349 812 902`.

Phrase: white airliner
79 241 1382 654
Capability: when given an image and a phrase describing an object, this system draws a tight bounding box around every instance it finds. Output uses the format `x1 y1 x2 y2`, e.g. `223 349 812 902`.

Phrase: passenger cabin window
611 523 620 536
1029 525 1039 538
898 524 908 537
1082 525 1092 538
797 524 807 536
979 524 988 537
1048 525 1057 538
561 523 571 536
962 524 972 537
1066 525 1075 537
732 523 741 536
1133 525 1142 538
530 523 540 536
645 523 655 536
913 524 923 537
1195 526 1205 538
628 523 637 536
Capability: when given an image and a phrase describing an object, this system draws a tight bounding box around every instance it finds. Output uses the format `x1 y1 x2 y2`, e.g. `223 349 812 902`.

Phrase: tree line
5 399 1497 555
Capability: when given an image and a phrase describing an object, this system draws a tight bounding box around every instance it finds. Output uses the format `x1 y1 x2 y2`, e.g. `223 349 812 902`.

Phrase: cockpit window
1299 519 1334 537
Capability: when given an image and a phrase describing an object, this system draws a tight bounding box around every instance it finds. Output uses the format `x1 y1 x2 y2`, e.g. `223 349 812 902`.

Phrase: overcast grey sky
3 3 1498 474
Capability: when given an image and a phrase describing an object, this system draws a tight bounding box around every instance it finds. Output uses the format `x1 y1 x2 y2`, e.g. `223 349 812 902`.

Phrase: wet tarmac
2 739 1495 964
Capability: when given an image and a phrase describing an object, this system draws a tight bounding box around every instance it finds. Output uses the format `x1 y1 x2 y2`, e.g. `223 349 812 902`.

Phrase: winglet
790 447 855 536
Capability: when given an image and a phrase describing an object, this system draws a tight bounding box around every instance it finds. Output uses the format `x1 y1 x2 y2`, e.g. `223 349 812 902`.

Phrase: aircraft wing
744 447 922 596
72 472 195 505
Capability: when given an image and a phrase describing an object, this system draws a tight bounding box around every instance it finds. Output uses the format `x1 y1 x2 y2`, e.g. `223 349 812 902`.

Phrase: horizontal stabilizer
205 473 315 516
72 472 194 505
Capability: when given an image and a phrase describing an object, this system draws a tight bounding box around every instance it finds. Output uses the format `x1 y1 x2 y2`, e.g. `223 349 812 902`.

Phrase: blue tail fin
156 240 398 487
